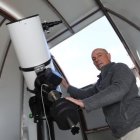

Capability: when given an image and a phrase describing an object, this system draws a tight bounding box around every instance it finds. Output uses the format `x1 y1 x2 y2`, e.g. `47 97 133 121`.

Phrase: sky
50 16 134 88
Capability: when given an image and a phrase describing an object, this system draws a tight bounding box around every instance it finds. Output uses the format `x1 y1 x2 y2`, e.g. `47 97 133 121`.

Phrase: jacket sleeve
67 84 97 99
83 63 136 112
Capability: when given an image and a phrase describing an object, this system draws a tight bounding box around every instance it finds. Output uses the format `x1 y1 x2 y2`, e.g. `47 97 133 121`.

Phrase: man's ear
107 53 111 61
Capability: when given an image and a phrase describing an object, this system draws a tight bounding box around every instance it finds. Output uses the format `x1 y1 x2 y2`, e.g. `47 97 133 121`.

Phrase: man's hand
65 97 85 108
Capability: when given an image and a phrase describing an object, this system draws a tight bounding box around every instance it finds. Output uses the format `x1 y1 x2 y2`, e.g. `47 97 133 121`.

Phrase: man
61 48 140 140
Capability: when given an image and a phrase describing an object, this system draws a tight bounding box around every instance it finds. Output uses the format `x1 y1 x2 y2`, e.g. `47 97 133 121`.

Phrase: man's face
91 49 111 70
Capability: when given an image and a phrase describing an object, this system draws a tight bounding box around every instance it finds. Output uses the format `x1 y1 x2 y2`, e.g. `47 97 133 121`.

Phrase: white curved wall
0 44 22 140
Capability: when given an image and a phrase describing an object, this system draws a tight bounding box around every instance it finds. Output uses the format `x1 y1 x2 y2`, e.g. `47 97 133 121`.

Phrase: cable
40 84 52 140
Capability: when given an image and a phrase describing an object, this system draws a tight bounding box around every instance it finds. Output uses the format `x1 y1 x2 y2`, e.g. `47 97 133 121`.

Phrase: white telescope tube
7 15 54 90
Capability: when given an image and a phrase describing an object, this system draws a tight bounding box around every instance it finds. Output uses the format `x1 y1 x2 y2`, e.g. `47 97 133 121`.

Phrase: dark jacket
67 62 140 138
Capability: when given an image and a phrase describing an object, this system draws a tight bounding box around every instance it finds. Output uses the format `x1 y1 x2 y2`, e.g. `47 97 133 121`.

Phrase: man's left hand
65 97 85 108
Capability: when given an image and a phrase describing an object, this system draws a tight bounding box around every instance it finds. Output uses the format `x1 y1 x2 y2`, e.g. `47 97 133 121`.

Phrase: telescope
6 15 80 140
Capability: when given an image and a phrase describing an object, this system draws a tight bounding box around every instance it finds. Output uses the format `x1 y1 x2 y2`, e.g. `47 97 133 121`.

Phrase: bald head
92 48 108 54
91 48 111 70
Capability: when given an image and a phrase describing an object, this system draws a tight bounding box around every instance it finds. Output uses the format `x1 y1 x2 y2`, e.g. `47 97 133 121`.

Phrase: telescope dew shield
7 15 54 90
